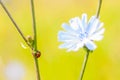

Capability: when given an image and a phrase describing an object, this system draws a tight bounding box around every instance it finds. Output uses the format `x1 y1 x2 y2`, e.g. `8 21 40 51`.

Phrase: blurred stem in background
0 0 41 80
79 0 102 80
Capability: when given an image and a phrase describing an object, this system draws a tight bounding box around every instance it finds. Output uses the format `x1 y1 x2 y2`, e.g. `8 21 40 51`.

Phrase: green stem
33 56 40 80
0 0 32 49
31 0 37 51
80 50 90 80
96 0 102 18
30 0 40 80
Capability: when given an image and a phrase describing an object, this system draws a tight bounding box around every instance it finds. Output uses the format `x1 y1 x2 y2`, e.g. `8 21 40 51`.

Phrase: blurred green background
0 0 120 80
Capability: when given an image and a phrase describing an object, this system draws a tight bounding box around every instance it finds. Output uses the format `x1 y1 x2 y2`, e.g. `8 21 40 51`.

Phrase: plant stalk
31 0 37 51
79 50 90 80
30 0 40 80
96 0 102 18
33 55 40 80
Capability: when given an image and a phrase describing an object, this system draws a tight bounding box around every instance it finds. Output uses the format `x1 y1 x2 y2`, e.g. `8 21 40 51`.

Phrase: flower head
58 13 105 52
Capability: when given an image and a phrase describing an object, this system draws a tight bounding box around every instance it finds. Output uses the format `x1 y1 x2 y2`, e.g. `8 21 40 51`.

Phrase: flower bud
26 35 33 43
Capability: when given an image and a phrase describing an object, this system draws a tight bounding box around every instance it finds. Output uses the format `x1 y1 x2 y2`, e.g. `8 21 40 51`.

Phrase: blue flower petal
92 28 105 36
69 17 84 32
69 17 79 30
96 22 104 30
67 45 78 52
85 41 97 50
62 23 73 31
88 19 100 35
59 41 76 49
58 31 75 42
81 13 87 29
86 16 96 33
67 42 83 52
90 35 104 41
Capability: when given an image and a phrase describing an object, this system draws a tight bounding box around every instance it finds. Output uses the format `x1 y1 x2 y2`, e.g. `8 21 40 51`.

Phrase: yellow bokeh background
0 0 120 80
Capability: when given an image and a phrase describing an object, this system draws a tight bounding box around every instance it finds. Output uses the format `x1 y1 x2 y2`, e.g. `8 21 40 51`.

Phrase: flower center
79 32 88 41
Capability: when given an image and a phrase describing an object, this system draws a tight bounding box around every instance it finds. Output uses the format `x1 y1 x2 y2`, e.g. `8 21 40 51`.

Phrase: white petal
62 23 73 31
59 42 73 49
69 17 84 32
58 31 79 42
90 35 104 41
67 45 77 52
59 40 78 49
88 19 100 35
81 13 87 29
67 42 83 52
85 41 97 50
96 22 104 30
76 17 85 33
69 17 80 30
77 42 84 48
86 16 96 33
92 28 105 36
58 31 73 40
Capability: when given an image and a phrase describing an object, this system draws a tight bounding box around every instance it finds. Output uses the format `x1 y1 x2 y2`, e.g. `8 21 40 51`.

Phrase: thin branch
0 0 32 49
